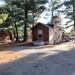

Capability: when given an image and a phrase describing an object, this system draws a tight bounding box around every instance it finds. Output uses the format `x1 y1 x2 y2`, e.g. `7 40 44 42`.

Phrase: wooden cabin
31 22 64 45
0 30 12 42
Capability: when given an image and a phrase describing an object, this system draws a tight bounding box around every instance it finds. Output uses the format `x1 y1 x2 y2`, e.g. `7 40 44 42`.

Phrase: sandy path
0 41 75 75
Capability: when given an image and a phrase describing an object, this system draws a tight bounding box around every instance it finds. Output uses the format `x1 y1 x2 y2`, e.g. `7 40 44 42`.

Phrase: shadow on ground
0 42 54 51
0 47 75 75
0 41 67 51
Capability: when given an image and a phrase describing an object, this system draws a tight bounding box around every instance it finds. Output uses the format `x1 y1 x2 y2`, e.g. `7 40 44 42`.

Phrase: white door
37 30 43 39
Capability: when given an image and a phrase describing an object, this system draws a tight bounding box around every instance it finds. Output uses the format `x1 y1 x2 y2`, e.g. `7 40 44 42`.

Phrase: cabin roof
42 23 54 28
31 22 54 30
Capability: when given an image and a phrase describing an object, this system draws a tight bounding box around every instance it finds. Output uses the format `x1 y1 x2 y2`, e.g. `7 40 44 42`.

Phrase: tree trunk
23 0 27 42
32 10 35 27
51 1 54 24
14 22 19 42
24 22 27 42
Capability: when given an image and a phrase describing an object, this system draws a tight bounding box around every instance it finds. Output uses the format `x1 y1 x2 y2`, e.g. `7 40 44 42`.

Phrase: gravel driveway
0 41 75 75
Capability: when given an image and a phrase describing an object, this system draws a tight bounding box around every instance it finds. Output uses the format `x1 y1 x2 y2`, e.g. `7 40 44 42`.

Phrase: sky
0 0 6 6
38 1 65 24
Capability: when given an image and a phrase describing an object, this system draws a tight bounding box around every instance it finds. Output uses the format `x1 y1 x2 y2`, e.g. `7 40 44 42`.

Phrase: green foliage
0 13 8 24
62 0 75 30
0 19 3 24
3 0 63 41
70 30 75 36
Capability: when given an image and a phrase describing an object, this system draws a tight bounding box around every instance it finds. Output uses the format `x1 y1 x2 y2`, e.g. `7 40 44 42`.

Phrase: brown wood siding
32 24 49 41
0 31 11 40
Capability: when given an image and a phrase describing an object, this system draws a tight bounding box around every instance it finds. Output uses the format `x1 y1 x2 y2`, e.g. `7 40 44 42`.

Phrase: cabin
0 30 12 42
31 22 64 45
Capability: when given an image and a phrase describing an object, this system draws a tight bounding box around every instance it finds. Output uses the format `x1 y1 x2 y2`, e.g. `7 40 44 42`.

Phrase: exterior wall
57 31 63 42
53 25 63 43
48 24 63 44
32 23 49 42
54 25 59 41
48 28 55 44
0 31 11 42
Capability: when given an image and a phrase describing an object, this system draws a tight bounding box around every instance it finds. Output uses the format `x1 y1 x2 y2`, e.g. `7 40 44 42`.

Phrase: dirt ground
0 42 27 64
0 41 75 75
67 42 75 48
0 41 74 64
0 50 22 64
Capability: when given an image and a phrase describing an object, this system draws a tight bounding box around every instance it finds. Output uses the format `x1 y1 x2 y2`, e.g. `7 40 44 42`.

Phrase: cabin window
38 30 43 38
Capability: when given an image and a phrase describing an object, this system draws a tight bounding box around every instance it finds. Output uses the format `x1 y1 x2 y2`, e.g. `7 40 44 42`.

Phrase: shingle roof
42 23 54 28
31 22 54 30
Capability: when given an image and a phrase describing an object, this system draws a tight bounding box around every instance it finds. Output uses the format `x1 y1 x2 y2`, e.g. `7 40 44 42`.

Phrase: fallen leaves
0 50 22 64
